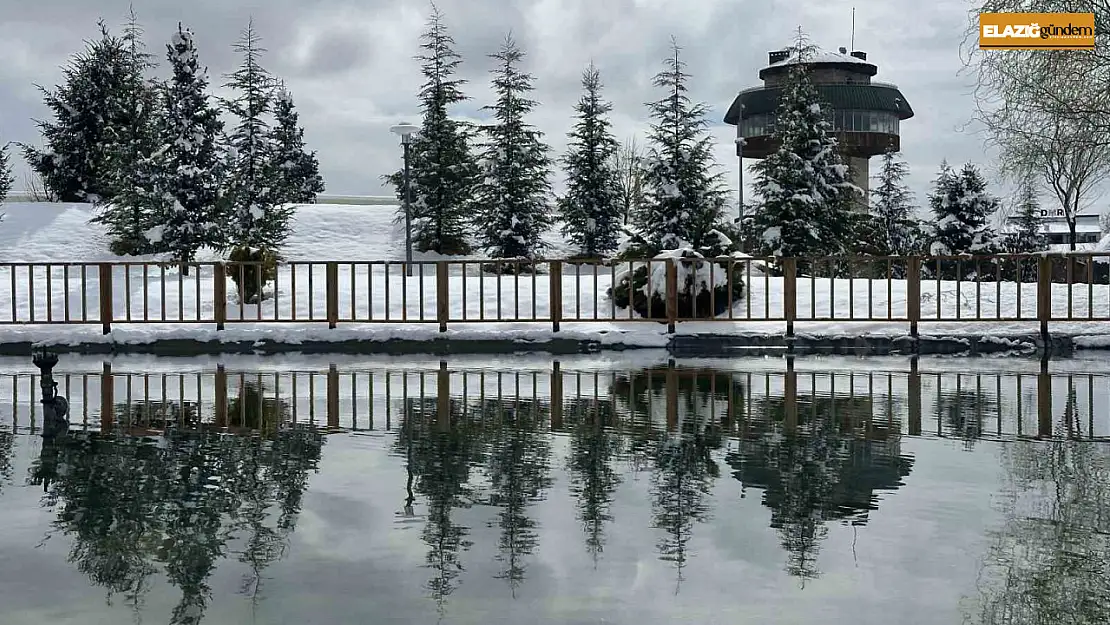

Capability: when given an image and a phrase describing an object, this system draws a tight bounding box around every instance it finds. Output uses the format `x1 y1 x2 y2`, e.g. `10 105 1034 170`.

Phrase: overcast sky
0 0 991 208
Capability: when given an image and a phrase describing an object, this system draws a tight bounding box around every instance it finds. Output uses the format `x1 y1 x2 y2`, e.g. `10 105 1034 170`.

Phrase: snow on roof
765 48 872 69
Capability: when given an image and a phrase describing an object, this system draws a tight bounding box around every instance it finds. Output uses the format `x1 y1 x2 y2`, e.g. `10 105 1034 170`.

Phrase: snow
765 48 872 69
0 202 1107 349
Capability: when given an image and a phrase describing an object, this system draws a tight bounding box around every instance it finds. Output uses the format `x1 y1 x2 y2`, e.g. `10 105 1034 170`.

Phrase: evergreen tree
147 24 226 269
269 84 324 205
928 161 1000 279
385 6 479 255
221 20 289 251
0 141 12 207
21 21 136 203
93 9 163 255
1006 179 1044 253
558 64 623 258
473 34 553 262
636 39 730 254
928 161 999 256
749 35 859 265
870 148 918 256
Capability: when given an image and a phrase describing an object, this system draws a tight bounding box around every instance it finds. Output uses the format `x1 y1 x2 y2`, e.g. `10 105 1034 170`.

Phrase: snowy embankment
0 202 1108 350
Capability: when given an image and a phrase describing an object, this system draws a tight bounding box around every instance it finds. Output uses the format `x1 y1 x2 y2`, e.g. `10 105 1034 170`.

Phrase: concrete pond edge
0 332 1104 357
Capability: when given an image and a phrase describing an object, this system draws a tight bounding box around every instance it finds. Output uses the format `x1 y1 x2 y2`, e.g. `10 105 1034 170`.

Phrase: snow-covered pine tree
221 20 289 251
1005 178 1044 253
870 147 918 256
384 6 479 255
220 20 289 302
147 23 227 272
0 140 12 207
474 34 553 265
94 9 165 255
635 39 730 256
749 34 859 268
269 84 324 205
928 161 1000 279
558 63 623 258
21 21 135 203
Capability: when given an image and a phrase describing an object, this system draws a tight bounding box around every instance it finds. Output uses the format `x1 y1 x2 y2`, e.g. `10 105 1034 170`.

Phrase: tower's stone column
847 155 870 212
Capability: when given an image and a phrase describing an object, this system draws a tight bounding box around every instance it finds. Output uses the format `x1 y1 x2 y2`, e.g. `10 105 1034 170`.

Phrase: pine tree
1006 179 1044 253
385 6 480 255
558 63 623 258
473 34 553 263
928 161 1000 279
269 84 324 205
21 21 136 203
636 39 730 255
148 23 226 269
0 141 12 207
221 20 289 251
749 34 859 265
870 148 918 256
94 10 166 255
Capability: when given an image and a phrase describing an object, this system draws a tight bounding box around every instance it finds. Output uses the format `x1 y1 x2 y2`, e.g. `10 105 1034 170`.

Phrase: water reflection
0 357 1107 624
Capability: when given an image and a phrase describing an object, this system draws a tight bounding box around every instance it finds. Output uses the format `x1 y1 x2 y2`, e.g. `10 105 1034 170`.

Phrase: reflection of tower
724 45 914 210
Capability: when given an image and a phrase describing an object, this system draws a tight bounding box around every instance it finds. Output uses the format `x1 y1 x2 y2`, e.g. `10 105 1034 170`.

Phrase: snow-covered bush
226 245 280 304
608 248 745 320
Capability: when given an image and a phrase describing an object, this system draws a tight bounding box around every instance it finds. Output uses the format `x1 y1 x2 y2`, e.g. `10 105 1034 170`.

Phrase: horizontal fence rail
0 254 1106 336
1 364 1106 441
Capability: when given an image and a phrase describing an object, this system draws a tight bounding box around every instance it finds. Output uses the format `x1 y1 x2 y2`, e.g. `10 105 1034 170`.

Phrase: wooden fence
0 253 1106 336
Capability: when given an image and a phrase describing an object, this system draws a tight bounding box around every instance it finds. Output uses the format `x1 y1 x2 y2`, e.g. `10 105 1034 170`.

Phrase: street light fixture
390 122 419 277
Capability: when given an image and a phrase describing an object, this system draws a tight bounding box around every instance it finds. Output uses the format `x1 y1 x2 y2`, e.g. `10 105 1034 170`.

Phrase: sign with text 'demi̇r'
979 13 1095 50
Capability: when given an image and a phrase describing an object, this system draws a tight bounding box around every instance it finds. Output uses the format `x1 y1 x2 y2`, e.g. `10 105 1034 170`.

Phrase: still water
0 354 1108 625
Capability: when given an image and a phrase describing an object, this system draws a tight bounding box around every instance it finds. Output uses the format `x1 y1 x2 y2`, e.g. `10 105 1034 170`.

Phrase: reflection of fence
0 362 1106 440
0 254 1107 335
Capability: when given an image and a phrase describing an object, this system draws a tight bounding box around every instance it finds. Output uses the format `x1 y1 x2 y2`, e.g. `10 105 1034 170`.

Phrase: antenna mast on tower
851 7 856 50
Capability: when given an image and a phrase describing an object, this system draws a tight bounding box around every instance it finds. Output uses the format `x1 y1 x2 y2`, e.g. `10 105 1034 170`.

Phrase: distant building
1002 208 1103 249
724 45 914 212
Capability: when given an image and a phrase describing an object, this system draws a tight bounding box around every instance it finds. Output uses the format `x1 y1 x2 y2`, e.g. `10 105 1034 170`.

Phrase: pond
0 354 1108 625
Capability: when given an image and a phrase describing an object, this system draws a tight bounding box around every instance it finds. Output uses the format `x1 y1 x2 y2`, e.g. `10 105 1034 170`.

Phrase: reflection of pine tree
968 440 1110 624
0 426 13 497
650 425 720 585
564 398 624 562
396 397 485 609
936 385 997 448
480 399 553 594
28 399 323 624
727 393 913 581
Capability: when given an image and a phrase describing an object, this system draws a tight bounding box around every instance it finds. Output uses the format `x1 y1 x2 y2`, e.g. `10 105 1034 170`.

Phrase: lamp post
390 122 419 277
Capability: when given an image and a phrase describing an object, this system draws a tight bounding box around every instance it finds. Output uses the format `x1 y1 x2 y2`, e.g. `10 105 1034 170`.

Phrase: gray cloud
0 0 993 209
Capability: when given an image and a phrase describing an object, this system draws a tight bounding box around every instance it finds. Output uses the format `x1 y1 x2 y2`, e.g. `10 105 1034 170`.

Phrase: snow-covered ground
0 202 1108 347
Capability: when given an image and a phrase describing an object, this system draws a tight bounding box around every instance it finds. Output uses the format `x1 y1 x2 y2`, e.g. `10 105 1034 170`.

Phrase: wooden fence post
782 258 797 342
549 260 562 332
98 263 113 335
907 256 921 341
436 262 449 333
666 259 678 334
213 263 227 331
326 262 339 329
1037 255 1052 346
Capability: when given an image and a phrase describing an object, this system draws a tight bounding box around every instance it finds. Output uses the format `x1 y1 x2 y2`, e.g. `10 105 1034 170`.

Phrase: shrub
608 248 745 321
226 245 280 304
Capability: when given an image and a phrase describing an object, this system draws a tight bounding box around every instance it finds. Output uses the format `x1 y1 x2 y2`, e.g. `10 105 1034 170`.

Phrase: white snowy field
0 202 1108 346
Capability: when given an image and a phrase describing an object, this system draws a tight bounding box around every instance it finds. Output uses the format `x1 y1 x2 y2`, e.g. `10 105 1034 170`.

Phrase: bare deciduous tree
964 1 1110 250
23 171 57 202
997 116 1110 250
610 136 645 224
